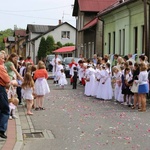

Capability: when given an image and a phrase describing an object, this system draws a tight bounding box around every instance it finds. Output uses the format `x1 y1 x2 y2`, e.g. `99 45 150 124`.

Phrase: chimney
58 19 62 25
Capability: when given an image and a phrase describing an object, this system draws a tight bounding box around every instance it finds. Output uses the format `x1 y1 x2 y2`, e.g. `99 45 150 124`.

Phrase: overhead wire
0 5 71 12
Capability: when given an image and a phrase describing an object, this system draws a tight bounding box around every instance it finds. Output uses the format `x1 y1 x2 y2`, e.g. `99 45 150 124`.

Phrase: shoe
35 107 39 111
12 115 18 119
131 106 136 109
39 107 45 110
0 131 7 139
9 116 12 120
123 102 127 106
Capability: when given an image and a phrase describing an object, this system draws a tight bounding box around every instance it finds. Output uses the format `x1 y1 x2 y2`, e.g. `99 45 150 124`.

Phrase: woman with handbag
131 63 140 109
134 63 149 112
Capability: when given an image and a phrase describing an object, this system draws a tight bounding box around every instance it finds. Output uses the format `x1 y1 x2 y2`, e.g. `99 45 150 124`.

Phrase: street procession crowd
0 50 149 139
60 53 149 113
0 51 50 139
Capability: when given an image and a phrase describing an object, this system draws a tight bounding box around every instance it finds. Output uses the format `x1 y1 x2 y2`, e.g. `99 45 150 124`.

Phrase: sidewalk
0 71 54 150
0 107 23 150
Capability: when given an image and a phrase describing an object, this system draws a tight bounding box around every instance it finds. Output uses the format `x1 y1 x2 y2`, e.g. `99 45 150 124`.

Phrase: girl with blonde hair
135 62 149 111
34 61 50 110
22 72 34 115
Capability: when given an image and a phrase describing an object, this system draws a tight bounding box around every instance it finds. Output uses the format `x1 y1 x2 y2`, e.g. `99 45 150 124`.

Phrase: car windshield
47 55 62 61
63 57 73 64
63 57 80 65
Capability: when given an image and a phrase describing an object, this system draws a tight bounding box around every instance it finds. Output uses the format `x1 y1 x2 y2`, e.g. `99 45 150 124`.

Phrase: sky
0 0 76 31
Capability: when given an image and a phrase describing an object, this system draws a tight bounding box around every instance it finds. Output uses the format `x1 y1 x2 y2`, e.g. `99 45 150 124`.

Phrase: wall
102 1 145 56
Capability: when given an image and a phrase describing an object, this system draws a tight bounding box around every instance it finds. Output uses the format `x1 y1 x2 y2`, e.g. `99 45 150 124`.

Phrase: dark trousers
0 86 10 132
72 78 77 89
17 86 22 104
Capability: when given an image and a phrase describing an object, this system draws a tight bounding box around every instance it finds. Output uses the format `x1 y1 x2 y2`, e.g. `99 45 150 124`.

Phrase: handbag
7 85 19 106
131 81 138 93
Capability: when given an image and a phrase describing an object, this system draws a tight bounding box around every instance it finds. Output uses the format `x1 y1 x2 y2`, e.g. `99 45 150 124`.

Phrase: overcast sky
0 0 76 31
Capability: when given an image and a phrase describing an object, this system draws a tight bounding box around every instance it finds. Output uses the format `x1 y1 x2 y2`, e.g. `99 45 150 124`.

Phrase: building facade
26 22 76 63
72 0 117 58
99 0 148 57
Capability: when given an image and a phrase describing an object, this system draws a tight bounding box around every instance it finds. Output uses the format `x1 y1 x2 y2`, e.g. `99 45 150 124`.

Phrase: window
123 29 125 55
119 30 121 54
92 42 94 56
134 27 138 54
61 31 70 39
142 25 145 53
84 43 86 58
108 33 111 54
68 53 72 57
113 32 116 54
88 42 91 59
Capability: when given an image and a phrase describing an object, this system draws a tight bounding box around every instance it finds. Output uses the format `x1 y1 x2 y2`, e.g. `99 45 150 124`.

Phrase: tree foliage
57 41 63 48
63 43 74 46
0 29 13 50
45 36 55 55
37 37 46 60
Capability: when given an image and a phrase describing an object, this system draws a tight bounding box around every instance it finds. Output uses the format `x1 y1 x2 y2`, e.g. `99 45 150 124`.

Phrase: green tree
45 36 55 55
38 37 46 60
56 41 62 48
63 43 74 46
0 28 14 50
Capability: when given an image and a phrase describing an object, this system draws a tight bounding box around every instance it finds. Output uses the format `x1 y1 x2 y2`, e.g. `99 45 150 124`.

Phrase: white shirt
136 71 148 85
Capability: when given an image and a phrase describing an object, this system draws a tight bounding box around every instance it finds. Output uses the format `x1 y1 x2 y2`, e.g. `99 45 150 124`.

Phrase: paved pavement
1 76 150 150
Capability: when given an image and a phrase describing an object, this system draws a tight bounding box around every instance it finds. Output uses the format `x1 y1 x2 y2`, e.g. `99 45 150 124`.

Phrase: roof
73 0 117 16
98 0 137 17
30 22 76 42
53 46 75 53
26 24 57 34
80 18 98 31
14 30 26 37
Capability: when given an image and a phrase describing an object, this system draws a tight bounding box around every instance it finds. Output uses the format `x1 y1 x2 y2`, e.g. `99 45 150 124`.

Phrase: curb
13 108 23 150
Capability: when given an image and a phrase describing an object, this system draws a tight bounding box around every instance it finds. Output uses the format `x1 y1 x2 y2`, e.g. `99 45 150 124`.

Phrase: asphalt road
22 79 150 150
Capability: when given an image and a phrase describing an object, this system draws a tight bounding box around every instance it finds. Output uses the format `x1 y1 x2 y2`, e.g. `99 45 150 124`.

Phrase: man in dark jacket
0 52 11 139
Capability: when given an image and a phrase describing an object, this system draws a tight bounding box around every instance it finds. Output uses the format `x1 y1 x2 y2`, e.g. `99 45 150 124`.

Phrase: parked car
46 54 63 71
63 57 81 78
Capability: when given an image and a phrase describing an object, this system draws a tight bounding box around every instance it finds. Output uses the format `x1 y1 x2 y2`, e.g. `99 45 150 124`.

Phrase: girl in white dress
22 72 34 115
84 65 91 96
112 66 124 102
93 64 101 97
84 64 95 96
96 64 107 99
34 61 50 110
55 61 64 84
58 69 68 89
88 65 96 97
100 63 113 100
